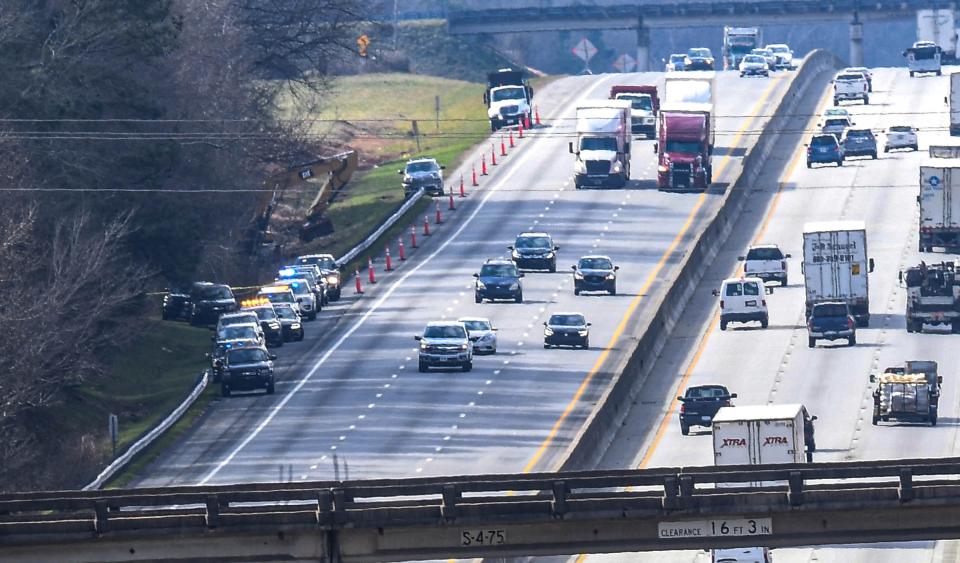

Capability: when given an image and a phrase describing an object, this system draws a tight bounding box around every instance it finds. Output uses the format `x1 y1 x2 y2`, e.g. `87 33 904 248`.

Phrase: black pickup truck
678 384 737 435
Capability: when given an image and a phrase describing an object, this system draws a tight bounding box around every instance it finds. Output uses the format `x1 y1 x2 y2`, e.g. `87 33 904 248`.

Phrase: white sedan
884 125 918 152
739 54 769 77
458 317 498 354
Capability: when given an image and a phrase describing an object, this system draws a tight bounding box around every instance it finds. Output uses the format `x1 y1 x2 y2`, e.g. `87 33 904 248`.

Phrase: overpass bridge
447 1 954 70
3 457 960 562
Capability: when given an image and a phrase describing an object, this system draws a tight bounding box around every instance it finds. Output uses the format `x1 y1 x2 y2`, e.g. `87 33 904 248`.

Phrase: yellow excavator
246 151 359 251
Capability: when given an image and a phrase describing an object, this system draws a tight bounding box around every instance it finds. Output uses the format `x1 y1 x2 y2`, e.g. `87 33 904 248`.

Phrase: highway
566 67 960 563
131 69 794 488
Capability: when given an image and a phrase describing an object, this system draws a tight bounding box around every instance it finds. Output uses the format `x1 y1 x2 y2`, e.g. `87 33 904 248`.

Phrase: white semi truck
920 152 960 252
917 9 957 62
569 100 631 189
802 221 874 326
722 26 761 70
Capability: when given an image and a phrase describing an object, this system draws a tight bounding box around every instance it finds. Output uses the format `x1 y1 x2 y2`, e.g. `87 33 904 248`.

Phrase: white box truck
569 100 631 189
663 72 717 153
802 221 874 326
919 159 960 252
713 405 807 467
950 73 960 137
917 9 957 62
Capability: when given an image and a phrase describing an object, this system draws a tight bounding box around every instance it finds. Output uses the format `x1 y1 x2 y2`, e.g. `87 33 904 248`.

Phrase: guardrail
5 457 960 562
337 188 424 268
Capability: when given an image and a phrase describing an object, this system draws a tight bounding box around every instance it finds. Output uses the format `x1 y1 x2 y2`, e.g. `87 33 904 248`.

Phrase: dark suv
510 232 559 272
400 157 445 197
678 384 736 435
572 255 618 295
474 259 523 303
245 304 285 347
217 346 277 397
841 128 878 160
806 134 843 168
189 282 237 325
296 254 342 301
161 286 192 321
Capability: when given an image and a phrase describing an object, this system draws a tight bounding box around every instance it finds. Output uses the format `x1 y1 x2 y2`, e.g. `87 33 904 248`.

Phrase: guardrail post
317 489 333 525
899 469 914 503
94 501 109 534
332 488 347 525
205 494 220 528
441 485 460 521
551 481 568 517
788 471 804 507
678 475 694 507
662 476 679 510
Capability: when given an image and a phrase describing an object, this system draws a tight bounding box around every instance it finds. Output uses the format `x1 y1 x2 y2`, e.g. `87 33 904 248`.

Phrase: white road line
196 75 612 486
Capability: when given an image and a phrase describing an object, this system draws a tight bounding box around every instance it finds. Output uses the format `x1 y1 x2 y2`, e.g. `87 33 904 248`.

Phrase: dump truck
609 85 659 138
919 155 960 252
871 361 941 426
245 151 358 251
484 68 533 131
802 221 874 326
901 261 960 333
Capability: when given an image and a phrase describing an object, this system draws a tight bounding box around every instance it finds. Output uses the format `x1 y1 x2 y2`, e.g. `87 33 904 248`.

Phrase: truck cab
610 85 658 139
905 42 942 77
901 261 960 333
656 111 711 190
484 68 533 132
570 101 631 189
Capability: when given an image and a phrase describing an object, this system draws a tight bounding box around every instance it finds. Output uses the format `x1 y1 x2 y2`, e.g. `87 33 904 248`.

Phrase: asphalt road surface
132 68 794 488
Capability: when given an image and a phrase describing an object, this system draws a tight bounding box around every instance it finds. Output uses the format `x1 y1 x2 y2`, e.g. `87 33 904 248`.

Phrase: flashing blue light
278 268 297 278
225 343 233 349
291 282 300 288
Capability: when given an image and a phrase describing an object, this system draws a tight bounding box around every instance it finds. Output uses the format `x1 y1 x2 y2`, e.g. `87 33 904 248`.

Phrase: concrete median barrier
558 50 844 471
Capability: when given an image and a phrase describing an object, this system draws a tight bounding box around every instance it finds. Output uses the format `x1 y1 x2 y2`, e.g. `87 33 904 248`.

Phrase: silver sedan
458 317 498 354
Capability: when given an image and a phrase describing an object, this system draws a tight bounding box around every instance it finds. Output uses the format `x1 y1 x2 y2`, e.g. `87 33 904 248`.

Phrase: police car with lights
279 266 327 306
240 298 285 347
257 285 300 316
296 254 342 301
215 323 265 348
208 339 259 383
216 312 264 340
271 279 317 320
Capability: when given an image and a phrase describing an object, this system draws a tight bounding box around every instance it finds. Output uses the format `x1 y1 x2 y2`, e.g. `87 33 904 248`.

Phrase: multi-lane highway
132 70 795 488
570 67 960 562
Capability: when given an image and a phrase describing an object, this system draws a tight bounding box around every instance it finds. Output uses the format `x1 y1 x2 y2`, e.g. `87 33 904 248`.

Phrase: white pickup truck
833 71 869 106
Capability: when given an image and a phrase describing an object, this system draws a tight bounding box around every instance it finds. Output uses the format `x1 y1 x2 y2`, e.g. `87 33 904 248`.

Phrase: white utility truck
569 100 631 189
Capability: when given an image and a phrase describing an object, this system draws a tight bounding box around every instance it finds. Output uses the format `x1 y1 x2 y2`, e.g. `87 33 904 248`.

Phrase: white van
711 547 772 563
715 276 770 330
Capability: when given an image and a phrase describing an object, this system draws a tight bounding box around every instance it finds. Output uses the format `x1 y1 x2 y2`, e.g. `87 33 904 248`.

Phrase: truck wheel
582 337 589 349
871 152 877 160
515 292 523 303
781 276 788 287
872 415 879 426
837 159 843 167
266 382 275 395
937 70 943 76
906 320 915 333
806 451 813 463
309 311 317 321
863 95 869 105
931 413 938 426
910 71 915 77
848 334 857 346
418 361 428 373
806 161 811 168
720 319 728 331
462 360 472 372
475 292 482 304
609 284 616 296
574 286 580 296
833 98 839 106
221 384 231 398
706 165 713 185
808 337 816 348
760 316 769 329
680 422 690 436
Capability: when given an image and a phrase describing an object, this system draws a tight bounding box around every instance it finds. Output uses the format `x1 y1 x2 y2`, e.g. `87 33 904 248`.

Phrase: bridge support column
849 15 864 67
636 26 650 72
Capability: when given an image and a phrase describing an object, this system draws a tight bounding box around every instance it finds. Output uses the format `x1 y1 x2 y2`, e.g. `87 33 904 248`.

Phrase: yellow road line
636 75 835 471
520 75 786 475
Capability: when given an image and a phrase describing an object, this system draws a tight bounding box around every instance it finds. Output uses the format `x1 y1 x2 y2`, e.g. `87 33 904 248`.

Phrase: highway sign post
613 53 636 73
572 37 598 75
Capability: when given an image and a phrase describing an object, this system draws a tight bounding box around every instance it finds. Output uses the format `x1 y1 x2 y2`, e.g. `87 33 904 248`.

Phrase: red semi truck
609 85 659 138
655 109 712 191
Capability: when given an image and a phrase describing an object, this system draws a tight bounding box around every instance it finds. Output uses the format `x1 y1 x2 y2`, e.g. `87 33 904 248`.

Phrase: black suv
510 232 559 272
189 282 237 325
217 346 277 397
296 254 342 301
572 255 618 295
161 286 192 321
841 128 878 160
245 304 285 347
399 157 445 197
474 259 523 303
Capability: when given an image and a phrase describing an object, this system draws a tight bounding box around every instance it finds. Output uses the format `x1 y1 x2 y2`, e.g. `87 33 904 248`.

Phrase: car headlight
325 274 339 285
574 271 584 279
578 330 589 336
658 164 669 173
706 58 714 65
291 323 301 330
509 282 519 290
403 175 413 184
605 273 616 280
544 251 555 258
512 250 520 259
476 280 486 289
459 344 468 351
269 322 280 330
544 327 554 336
420 342 428 349
611 161 623 174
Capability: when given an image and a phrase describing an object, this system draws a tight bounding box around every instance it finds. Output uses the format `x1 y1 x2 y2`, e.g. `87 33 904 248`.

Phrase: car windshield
746 247 784 260
836 73 863 81
769 45 789 53
752 49 771 56
814 303 848 317
580 137 618 151
492 87 526 101
670 55 685 63
579 257 613 270
227 348 269 364
686 386 729 399
845 130 872 139
480 264 518 277
665 140 700 154
911 46 939 60
424 325 466 338
889 126 912 133
274 307 298 320
618 95 652 111
263 292 294 304
218 326 256 341
198 286 232 300
284 281 311 296
743 55 765 63
549 314 586 326
406 161 438 173
251 307 277 321
220 314 256 327
688 48 711 57
461 320 492 331
824 119 847 128
516 236 552 249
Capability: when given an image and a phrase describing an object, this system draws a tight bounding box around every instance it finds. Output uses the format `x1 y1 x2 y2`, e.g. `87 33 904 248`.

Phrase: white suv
739 244 790 286
714 277 771 330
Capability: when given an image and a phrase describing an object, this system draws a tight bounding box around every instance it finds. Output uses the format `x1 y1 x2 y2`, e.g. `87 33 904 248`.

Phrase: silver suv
415 321 473 372
400 157 445 197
